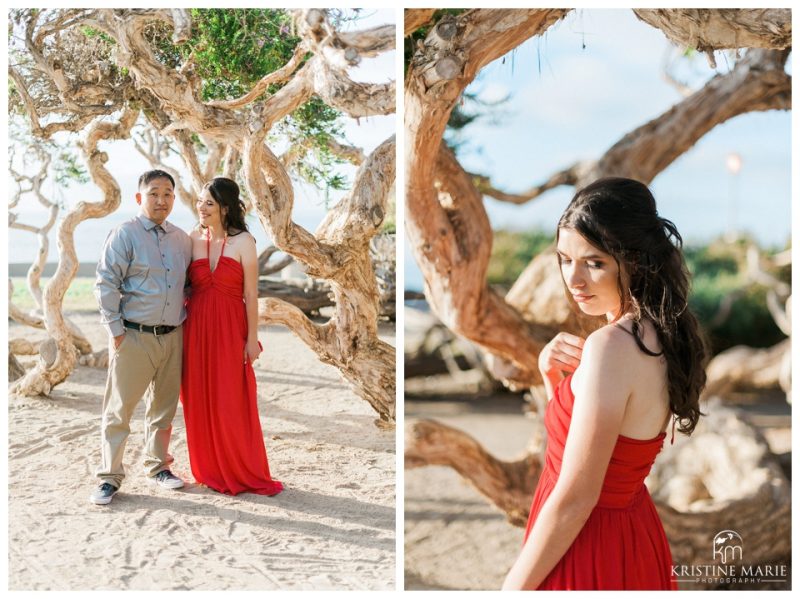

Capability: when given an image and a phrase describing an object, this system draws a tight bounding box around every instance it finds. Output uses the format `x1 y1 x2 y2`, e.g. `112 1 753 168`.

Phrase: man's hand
113 333 125 349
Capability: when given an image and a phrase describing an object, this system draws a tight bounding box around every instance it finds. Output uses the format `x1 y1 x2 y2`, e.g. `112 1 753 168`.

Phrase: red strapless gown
523 374 675 589
180 243 283 496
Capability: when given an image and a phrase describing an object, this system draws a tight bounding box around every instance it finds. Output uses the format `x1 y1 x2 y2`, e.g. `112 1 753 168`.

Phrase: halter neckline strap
206 230 227 266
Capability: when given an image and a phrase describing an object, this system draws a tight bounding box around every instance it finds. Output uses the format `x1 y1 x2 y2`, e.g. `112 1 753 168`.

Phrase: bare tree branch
405 9 437 37
406 419 542 527
586 49 790 185
634 9 791 68
470 161 591 205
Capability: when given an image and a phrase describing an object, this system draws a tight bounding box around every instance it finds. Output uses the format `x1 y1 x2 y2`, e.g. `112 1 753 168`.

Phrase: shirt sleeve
94 228 130 337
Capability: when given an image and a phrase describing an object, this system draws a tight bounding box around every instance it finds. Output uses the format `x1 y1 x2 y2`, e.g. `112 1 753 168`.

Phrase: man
90 169 192 505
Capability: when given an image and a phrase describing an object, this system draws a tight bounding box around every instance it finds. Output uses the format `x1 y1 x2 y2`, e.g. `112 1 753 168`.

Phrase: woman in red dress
503 177 706 590
180 177 283 496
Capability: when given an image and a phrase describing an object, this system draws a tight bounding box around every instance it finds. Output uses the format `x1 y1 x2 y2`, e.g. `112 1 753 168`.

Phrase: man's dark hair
138 169 175 190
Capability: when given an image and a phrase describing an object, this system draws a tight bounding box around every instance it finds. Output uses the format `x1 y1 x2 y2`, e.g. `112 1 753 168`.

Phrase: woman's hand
538 332 585 381
244 338 262 364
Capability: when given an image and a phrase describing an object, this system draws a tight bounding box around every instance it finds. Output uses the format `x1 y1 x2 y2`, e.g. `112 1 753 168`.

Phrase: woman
503 177 706 590
180 177 283 496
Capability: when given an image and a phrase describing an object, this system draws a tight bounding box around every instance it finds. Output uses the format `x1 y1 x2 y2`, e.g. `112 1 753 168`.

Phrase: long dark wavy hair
201 177 248 236
557 177 707 435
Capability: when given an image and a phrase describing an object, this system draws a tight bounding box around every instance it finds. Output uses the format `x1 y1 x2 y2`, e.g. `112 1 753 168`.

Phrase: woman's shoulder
584 320 664 378
226 228 254 241
583 323 633 359
580 323 648 380
189 226 204 240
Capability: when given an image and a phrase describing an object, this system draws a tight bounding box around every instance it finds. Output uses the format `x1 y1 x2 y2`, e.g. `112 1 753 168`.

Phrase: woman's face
196 188 225 228
556 228 624 322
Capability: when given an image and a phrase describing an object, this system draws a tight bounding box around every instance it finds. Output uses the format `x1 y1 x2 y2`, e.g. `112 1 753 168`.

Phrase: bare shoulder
226 229 251 242
573 324 639 398
189 227 204 240
228 231 256 249
582 324 635 367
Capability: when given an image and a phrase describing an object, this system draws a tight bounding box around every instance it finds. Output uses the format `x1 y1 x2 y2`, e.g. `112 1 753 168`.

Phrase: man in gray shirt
90 169 192 505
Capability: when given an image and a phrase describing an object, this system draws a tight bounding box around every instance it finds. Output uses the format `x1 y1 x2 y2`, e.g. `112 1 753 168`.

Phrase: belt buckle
153 325 159 337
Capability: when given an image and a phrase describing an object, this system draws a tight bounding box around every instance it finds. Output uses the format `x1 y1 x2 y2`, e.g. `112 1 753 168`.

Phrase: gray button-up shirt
95 215 192 337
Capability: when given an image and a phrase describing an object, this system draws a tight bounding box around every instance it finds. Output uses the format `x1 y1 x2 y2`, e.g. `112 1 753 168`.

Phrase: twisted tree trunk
9 150 57 311
406 10 570 385
11 109 138 396
250 134 397 422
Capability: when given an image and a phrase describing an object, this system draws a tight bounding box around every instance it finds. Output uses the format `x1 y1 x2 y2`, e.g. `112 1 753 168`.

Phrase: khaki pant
96 327 182 488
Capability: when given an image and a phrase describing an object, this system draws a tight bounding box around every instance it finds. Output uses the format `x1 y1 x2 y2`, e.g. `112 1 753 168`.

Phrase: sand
404 395 534 591
8 312 396 591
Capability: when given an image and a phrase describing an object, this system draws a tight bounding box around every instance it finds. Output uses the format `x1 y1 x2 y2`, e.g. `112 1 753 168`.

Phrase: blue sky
8 9 395 265
405 9 791 291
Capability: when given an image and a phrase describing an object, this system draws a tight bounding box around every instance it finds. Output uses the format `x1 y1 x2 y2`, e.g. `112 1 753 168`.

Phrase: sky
7 8 395 266
405 9 791 291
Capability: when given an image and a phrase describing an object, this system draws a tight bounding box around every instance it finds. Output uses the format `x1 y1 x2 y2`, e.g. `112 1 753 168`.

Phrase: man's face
136 177 175 225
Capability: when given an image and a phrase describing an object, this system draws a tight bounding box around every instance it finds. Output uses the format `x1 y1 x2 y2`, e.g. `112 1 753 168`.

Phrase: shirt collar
137 214 172 233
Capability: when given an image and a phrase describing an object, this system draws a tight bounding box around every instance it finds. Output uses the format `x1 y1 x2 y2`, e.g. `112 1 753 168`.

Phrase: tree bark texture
406 10 570 384
634 9 791 55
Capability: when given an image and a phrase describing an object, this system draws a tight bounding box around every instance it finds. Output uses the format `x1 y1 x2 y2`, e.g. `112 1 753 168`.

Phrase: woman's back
572 318 671 442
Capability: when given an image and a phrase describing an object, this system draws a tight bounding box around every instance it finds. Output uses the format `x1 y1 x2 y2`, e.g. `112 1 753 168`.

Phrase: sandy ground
404 392 791 591
404 395 534 591
9 312 396 591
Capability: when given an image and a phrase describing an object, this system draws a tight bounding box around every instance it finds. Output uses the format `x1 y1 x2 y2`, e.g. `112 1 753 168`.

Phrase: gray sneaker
149 469 184 489
89 482 118 505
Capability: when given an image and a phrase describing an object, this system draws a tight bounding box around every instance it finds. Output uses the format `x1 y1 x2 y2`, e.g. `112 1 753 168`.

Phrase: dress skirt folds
523 374 675 590
180 252 282 496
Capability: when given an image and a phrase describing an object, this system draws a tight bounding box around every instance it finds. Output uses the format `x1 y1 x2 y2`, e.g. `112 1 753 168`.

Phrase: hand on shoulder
538 332 585 380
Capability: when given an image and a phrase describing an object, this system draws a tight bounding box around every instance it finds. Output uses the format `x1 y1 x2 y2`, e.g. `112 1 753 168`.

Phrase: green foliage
80 25 115 45
273 99 348 191
180 9 301 101
54 151 89 186
685 240 787 353
487 229 553 286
